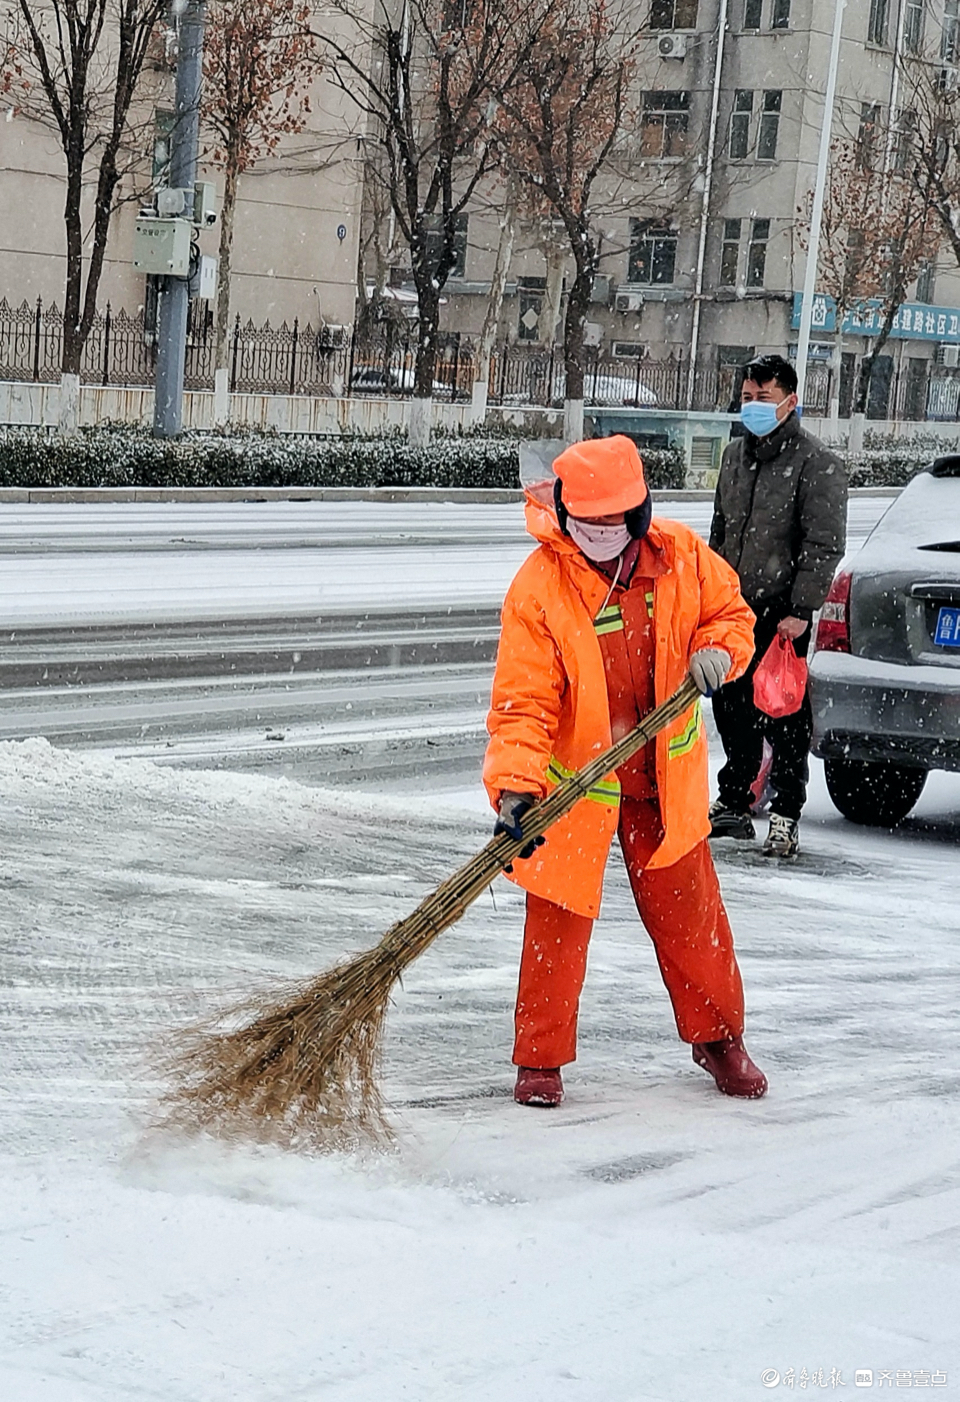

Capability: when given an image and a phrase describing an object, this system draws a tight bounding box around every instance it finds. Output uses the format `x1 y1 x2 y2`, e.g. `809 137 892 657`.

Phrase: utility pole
795 0 846 408
686 0 729 413
153 0 207 438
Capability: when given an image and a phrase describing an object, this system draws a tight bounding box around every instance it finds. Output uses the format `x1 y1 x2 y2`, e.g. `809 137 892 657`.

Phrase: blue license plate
934 606 960 647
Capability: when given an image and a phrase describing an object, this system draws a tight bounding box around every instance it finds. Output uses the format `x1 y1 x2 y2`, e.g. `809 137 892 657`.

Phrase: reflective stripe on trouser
513 796 745 1067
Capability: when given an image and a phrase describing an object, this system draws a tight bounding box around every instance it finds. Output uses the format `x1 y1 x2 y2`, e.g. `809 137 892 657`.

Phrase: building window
943 0 960 63
916 259 936 303
729 90 753 159
746 218 770 288
639 91 690 160
719 219 741 286
757 90 782 160
628 221 678 285
904 0 924 53
423 213 469 279
868 0 890 45
517 276 545 341
857 102 881 168
650 0 698 25
771 0 791 27
893 108 917 173
743 0 762 28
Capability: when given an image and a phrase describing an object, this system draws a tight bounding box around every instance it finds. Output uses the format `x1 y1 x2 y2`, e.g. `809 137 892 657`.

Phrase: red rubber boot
514 1066 564 1107
692 1037 768 1098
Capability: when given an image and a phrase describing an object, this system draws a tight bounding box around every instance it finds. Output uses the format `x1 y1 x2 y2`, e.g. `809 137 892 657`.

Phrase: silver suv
809 456 960 825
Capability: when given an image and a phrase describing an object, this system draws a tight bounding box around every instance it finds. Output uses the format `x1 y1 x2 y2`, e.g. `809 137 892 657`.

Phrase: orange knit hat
553 435 647 517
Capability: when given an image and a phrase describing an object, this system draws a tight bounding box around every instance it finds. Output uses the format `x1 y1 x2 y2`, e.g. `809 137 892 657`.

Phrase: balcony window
943 0 960 64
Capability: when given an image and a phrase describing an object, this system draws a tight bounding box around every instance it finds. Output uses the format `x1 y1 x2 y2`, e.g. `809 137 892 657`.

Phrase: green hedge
0 425 687 492
845 432 960 487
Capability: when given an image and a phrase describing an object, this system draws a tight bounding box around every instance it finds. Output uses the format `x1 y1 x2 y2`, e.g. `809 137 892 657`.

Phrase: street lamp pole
153 0 207 438
795 0 846 408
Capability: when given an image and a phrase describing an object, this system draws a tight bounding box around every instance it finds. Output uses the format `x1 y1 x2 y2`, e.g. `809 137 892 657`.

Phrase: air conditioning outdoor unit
615 291 644 314
658 33 688 60
938 343 960 367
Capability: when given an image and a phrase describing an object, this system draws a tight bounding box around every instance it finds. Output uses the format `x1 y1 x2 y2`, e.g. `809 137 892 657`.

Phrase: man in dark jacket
708 353 847 858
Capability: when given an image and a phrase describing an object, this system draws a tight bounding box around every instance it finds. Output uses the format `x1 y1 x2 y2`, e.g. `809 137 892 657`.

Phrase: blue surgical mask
740 400 781 437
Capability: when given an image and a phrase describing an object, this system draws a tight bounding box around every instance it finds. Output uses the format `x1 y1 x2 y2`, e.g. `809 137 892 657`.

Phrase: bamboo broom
159 677 701 1150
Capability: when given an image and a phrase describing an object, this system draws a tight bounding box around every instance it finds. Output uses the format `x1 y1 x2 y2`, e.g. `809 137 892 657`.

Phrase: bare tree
201 0 318 419
4 0 166 429
323 0 517 446
798 139 895 419
904 64 960 272
491 0 637 441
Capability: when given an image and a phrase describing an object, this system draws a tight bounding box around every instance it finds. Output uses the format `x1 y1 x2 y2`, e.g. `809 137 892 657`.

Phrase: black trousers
712 595 813 822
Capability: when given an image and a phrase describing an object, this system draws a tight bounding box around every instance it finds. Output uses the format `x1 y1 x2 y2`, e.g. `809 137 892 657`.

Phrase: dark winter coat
709 413 847 618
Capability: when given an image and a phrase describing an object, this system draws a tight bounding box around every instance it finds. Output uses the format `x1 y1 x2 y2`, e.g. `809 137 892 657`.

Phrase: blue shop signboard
791 292 960 343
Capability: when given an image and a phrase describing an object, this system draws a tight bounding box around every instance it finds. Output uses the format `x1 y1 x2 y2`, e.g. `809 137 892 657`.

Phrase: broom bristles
158 679 700 1150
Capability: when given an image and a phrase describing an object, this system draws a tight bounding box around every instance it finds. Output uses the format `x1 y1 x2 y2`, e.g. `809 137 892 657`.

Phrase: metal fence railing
3 296 959 421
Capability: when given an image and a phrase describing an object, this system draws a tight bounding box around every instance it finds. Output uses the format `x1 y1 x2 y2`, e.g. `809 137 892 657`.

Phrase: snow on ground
1 727 959 1401
0 496 886 628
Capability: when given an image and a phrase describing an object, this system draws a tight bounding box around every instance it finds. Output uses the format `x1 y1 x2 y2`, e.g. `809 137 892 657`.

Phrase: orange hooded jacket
483 483 756 919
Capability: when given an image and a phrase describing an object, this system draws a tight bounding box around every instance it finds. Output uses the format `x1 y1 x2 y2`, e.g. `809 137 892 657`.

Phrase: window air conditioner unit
615 291 644 313
658 34 688 60
938 343 960 367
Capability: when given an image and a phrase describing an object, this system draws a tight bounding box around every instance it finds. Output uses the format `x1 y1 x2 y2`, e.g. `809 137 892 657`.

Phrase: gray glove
688 647 731 697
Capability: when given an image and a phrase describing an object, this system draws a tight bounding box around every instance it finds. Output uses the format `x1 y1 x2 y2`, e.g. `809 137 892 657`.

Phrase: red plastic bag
752 635 808 718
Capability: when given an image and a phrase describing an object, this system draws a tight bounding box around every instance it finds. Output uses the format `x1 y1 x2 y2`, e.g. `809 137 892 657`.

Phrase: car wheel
823 757 927 826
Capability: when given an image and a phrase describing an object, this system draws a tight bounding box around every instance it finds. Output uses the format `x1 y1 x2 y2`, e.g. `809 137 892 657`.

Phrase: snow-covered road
1 726 958 1401
0 495 888 627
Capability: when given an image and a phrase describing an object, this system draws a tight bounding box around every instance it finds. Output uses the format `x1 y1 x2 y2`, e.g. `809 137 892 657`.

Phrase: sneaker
514 1066 563 1107
762 812 799 859
708 800 756 840
692 1036 768 1098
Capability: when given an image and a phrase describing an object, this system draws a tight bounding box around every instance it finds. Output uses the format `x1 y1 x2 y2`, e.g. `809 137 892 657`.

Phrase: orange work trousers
514 796 745 1068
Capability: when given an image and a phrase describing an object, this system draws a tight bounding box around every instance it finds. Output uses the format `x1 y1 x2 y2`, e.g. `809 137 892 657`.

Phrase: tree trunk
61 159 85 380
471 200 516 424
828 332 845 424
540 237 566 348
411 281 440 448
562 245 594 445
853 307 898 416
215 156 239 373
213 156 239 425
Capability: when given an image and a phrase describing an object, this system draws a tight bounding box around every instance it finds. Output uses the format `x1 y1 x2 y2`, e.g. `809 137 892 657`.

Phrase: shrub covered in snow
0 425 688 492
845 433 959 488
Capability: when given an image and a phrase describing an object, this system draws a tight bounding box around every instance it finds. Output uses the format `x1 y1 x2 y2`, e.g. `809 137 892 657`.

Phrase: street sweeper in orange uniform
484 435 768 1107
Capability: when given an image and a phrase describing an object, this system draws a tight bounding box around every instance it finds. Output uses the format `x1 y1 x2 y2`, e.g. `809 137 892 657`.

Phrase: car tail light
815 570 852 653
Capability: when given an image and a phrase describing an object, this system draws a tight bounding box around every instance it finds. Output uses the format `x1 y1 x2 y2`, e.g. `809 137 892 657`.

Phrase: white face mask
567 517 632 561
